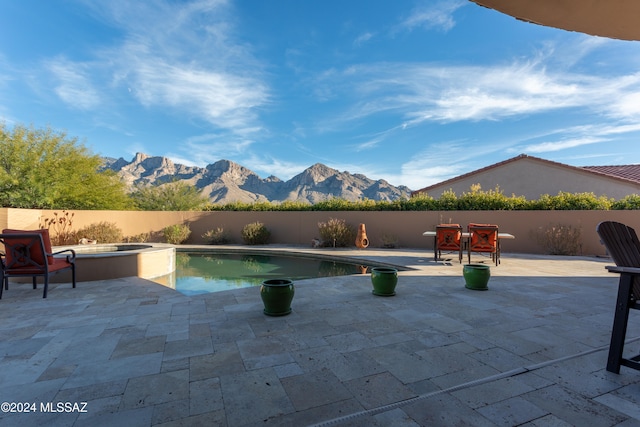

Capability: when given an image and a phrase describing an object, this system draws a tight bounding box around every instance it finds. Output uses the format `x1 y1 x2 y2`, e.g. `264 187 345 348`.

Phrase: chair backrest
596 221 640 268
468 223 494 231
436 224 462 249
1 229 54 270
468 225 498 251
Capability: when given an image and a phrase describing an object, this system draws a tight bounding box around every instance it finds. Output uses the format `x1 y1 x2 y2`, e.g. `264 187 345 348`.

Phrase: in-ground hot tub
51 243 176 282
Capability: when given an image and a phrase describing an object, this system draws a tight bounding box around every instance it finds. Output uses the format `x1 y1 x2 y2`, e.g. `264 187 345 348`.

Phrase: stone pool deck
1 248 639 426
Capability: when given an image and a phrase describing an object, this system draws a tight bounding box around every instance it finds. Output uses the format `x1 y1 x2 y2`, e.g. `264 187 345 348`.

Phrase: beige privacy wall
2 208 639 256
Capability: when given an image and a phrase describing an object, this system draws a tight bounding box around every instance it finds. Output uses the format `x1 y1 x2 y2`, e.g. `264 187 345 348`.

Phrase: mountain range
103 153 412 204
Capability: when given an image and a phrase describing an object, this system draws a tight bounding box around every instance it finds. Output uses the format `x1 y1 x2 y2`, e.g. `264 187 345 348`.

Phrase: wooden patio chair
467 224 500 265
434 224 463 263
0 229 76 299
596 221 640 373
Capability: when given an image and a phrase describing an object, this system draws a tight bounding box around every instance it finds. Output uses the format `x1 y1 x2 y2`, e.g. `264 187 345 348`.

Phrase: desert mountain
103 153 412 204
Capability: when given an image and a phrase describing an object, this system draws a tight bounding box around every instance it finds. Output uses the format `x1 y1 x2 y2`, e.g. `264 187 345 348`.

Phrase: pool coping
176 244 416 271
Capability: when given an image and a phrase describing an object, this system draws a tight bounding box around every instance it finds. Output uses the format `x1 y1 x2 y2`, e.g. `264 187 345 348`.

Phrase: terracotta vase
355 223 369 249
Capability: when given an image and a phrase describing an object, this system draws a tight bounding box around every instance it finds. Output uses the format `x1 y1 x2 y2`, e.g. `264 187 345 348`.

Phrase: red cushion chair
467 224 500 265
0 229 76 299
435 224 463 263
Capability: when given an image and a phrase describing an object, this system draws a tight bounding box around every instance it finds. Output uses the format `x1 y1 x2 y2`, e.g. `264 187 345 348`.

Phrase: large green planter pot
260 279 295 316
371 267 398 296
463 264 490 290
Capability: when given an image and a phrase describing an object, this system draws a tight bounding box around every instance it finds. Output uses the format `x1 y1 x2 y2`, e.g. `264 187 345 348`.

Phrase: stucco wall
3 207 640 256
421 157 640 200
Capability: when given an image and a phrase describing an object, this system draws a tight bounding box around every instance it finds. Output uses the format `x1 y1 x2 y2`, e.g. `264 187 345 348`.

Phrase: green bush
74 221 123 243
400 194 437 211
200 186 638 212
531 192 612 210
202 227 231 245
612 194 640 210
163 223 191 244
456 185 528 210
241 221 270 245
317 218 356 248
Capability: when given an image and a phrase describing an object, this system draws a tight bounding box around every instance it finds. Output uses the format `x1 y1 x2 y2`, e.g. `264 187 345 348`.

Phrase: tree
0 123 132 209
130 180 209 211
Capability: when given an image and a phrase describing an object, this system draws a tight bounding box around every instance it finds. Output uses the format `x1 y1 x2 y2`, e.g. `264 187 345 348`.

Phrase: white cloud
47 58 101 110
397 0 467 33
353 32 374 47
522 137 605 153
66 0 270 136
315 51 640 139
397 142 476 189
179 132 256 166
242 155 310 180
507 122 640 155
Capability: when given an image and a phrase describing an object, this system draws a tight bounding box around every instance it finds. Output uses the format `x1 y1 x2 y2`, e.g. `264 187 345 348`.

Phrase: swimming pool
173 252 372 296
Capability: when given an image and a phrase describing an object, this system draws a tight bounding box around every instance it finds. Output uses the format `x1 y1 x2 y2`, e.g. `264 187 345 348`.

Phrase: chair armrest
606 265 640 274
50 249 76 263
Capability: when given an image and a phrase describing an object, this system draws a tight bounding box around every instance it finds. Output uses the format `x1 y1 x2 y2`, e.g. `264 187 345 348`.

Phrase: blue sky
2 0 640 191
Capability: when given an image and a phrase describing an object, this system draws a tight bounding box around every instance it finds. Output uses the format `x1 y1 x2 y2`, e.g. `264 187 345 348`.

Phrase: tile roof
411 154 640 195
582 165 640 184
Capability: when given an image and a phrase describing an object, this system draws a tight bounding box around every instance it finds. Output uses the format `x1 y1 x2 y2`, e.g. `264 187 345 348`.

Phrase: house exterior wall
419 157 640 199
3 207 640 257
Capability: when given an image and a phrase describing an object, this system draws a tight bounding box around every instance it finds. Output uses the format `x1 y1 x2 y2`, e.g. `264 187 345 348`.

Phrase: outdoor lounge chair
596 220 640 373
467 224 500 265
0 229 76 299
434 224 463 263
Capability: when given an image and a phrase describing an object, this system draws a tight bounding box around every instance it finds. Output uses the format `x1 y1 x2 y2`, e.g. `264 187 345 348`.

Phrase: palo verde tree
130 180 209 211
0 123 132 209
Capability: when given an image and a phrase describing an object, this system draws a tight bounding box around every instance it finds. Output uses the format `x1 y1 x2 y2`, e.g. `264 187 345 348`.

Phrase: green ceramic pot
371 267 398 296
463 264 490 290
260 279 294 316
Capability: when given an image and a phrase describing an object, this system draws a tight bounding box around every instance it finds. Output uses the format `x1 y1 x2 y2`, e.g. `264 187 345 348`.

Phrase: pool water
174 252 370 295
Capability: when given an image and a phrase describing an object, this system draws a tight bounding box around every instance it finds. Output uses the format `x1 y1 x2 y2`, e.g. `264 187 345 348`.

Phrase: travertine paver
0 249 639 427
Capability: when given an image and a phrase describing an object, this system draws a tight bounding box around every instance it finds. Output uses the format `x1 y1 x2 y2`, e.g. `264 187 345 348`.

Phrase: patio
0 248 639 426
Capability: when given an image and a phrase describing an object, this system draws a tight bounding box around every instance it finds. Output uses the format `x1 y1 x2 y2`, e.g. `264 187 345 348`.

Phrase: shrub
531 192 612 210
436 189 459 210
317 218 356 248
380 233 399 248
40 210 75 245
457 184 528 210
202 227 231 245
124 233 150 243
532 223 582 255
163 223 191 244
74 221 123 243
612 194 640 210
241 222 270 245
401 194 437 211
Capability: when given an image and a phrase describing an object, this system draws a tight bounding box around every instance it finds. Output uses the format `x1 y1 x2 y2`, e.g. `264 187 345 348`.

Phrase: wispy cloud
522 137 605 153
397 0 467 33
314 49 640 142
59 0 269 136
242 155 310 181
353 32 374 47
397 141 477 189
178 132 256 166
508 122 640 155
47 58 101 110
